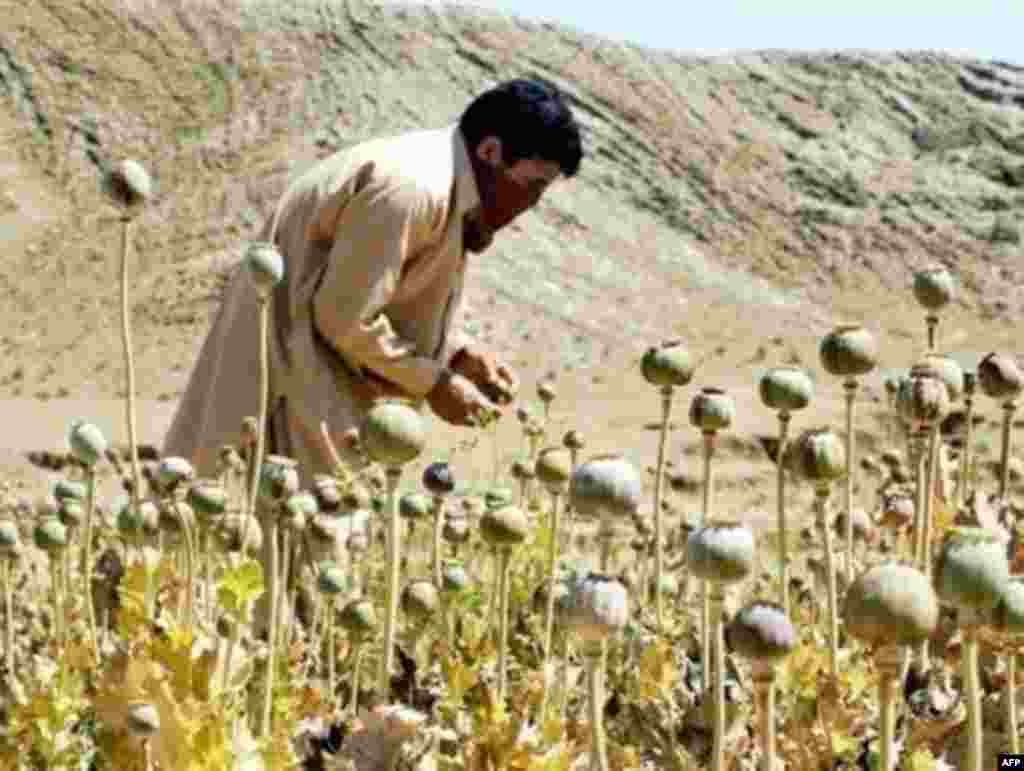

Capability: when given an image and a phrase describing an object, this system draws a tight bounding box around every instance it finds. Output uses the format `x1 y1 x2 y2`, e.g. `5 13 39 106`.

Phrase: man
164 79 584 482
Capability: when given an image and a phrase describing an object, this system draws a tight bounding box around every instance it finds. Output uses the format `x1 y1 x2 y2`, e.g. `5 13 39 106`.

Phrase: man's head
459 79 583 253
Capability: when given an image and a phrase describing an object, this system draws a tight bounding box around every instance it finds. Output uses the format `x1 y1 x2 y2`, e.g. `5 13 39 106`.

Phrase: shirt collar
450 123 481 217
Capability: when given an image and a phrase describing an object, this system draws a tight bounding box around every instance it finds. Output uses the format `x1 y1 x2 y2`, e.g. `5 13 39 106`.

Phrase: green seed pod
422 462 456 496
535 447 572 494
977 352 1024 402
640 339 694 389
245 241 285 297
759 367 814 413
125 701 161 738
897 370 950 427
843 562 939 647
187 479 228 518
570 453 642 521
963 371 977 395
0 520 21 556
442 513 471 545
920 353 965 402
53 479 87 503
317 562 347 596
993 576 1024 635
686 522 756 584
480 505 530 548
835 507 876 544
58 498 85 530
562 430 585 452
783 427 847 484
484 487 514 511
819 324 878 378
68 419 108 468
33 516 68 552
399 492 432 521
688 387 734 433
934 527 1010 612
116 499 154 537
562 573 629 643
339 598 377 637
912 265 956 311
726 601 797 664
104 159 152 210
441 561 471 594
259 455 300 503
401 580 440 622
360 399 426 467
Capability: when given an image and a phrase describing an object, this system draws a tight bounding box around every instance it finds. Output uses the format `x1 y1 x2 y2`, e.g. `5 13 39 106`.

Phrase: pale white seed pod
105 159 152 210
360 399 426 467
156 456 195 492
245 241 285 298
912 265 956 312
68 420 108 468
562 573 629 643
126 701 161 738
570 453 641 521
897 369 950 428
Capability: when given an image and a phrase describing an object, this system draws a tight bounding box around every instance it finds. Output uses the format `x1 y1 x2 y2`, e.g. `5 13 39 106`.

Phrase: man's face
465 137 561 254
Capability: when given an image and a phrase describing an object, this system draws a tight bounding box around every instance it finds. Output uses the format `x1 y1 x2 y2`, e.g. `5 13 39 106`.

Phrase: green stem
258 511 279 738
879 670 897 771
753 666 776 771
652 386 673 630
497 548 512 704
700 432 715 691
710 589 726 771
559 631 571 722
3 560 13 687
431 496 444 591
843 379 857 587
240 298 270 560
776 411 791 618
999 401 1016 503
120 216 144 555
586 646 610 771
350 642 363 715
960 391 975 505
377 466 403 703
1007 651 1019 755
816 485 839 678
963 625 983 771
540 492 562 719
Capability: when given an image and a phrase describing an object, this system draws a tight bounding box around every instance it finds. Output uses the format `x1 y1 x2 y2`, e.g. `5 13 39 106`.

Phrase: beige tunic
163 124 480 484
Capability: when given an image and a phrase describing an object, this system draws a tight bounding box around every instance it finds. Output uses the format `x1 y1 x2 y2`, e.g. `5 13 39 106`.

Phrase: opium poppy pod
485 487 514 510
843 562 939 647
245 241 285 298
977 352 1024 402
316 562 347 596
156 456 196 492
68 420 108 468
401 580 441 623
33 516 68 552
422 462 456 496
259 455 300 503
480 505 530 548
689 387 734 432
687 521 756 584
759 367 814 413
993 576 1024 635
563 573 630 644
783 428 847 484
535 447 572 494
640 340 694 389
441 561 471 595
126 702 161 738
104 159 152 210
934 527 1010 613
187 479 229 518
360 399 426 467
726 601 796 664
399 492 431 521
570 453 642 521
897 370 950 427
0 520 21 556
912 265 956 312
339 598 377 637
819 325 878 378
442 513 471 545
919 354 965 402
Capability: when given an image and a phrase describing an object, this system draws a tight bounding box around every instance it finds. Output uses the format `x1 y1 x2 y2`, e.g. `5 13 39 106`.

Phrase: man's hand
427 370 502 427
450 345 519 406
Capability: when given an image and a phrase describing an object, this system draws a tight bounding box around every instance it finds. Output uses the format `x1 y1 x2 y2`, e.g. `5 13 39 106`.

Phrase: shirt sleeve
312 178 446 399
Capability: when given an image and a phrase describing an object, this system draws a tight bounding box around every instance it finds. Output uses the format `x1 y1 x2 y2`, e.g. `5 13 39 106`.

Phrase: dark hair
459 78 583 177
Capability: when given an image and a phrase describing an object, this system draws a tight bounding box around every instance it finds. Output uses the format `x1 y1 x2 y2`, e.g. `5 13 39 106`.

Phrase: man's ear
475 136 502 166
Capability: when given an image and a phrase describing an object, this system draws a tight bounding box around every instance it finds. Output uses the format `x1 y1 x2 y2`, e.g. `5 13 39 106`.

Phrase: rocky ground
0 0 1021 517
